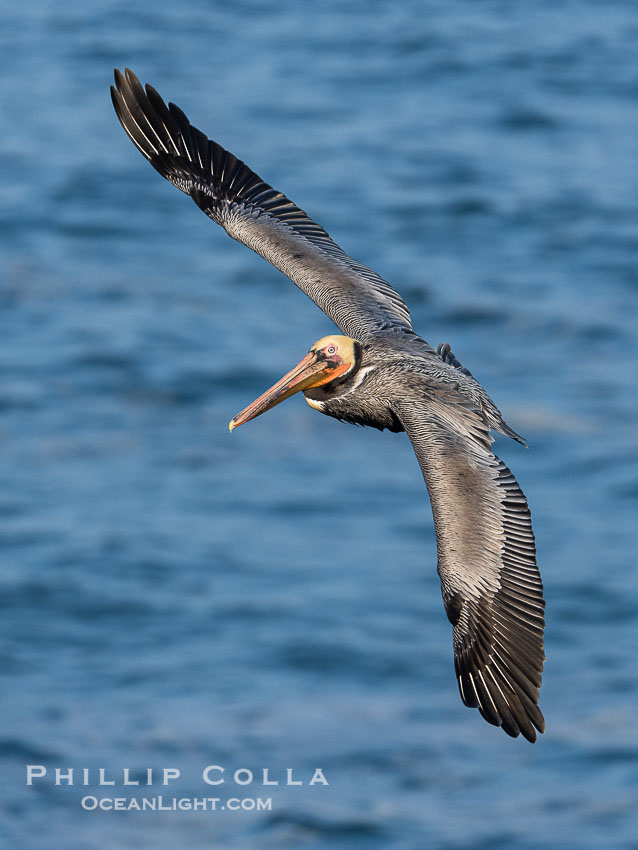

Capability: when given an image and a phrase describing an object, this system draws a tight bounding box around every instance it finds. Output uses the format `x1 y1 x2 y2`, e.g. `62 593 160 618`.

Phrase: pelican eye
326 345 336 355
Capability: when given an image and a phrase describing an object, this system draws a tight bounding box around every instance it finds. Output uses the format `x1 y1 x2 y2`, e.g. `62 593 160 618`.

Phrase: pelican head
229 335 360 431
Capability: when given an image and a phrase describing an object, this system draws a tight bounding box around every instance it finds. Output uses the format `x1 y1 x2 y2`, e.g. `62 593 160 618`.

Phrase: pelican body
112 69 545 742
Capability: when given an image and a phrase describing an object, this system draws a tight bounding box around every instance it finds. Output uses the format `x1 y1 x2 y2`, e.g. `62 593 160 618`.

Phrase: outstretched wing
394 388 545 742
111 68 413 342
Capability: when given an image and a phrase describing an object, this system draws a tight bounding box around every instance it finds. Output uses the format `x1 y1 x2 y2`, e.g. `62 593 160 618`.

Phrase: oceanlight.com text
81 795 272 812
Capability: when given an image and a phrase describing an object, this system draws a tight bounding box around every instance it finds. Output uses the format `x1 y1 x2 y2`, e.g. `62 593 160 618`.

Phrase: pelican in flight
111 69 545 742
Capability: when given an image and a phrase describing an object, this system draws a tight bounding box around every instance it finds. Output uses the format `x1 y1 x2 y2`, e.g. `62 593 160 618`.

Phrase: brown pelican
111 69 545 742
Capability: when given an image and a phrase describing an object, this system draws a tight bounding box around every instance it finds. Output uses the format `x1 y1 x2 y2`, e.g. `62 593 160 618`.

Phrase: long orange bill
229 351 346 431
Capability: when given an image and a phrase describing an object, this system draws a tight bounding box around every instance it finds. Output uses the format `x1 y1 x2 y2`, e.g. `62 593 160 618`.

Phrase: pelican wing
394 389 545 741
111 69 413 341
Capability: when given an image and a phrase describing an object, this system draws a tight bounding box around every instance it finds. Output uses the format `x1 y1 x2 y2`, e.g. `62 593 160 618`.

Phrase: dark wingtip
124 67 142 89
168 101 190 126
144 82 162 101
113 67 143 94
534 711 546 736
110 83 127 122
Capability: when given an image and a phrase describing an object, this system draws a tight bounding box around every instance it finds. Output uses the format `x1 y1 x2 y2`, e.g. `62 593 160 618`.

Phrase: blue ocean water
1 1 638 847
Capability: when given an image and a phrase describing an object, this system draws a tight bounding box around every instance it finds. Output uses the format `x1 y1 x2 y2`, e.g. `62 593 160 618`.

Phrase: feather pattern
393 388 545 741
111 68 413 341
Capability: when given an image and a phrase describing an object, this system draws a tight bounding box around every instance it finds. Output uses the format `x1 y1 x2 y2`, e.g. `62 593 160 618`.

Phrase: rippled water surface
2 2 638 848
